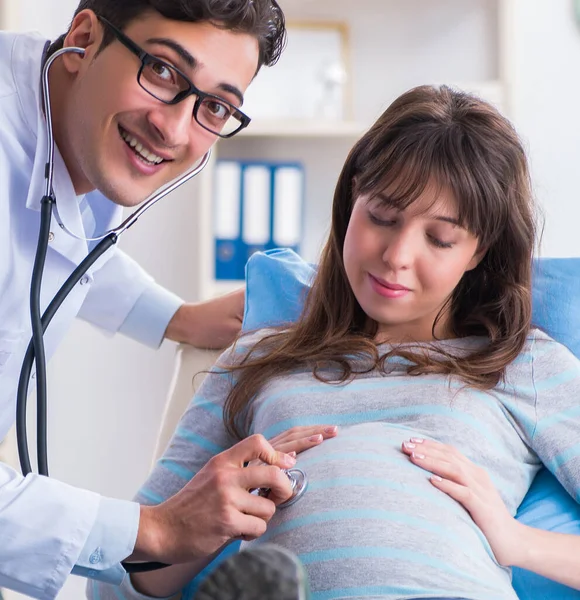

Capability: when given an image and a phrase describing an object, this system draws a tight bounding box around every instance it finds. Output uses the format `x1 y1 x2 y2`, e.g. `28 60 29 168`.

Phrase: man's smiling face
57 10 259 206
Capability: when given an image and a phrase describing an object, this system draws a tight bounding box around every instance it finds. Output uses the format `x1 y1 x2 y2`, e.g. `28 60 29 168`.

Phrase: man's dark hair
48 0 286 71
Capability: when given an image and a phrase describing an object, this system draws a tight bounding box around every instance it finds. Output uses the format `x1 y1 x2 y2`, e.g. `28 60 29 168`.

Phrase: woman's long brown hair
222 85 537 439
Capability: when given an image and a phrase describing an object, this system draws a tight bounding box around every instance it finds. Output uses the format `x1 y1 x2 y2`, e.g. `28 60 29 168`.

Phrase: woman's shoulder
218 327 285 366
525 328 574 351
495 329 580 397
519 328 580 371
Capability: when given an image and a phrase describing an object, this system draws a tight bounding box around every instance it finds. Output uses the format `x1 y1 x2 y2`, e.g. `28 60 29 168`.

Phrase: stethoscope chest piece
278 467 308 508
251 467 308 508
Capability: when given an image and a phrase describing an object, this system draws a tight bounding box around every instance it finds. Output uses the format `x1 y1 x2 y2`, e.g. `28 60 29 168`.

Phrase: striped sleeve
136 349 240 507
529 332 580 502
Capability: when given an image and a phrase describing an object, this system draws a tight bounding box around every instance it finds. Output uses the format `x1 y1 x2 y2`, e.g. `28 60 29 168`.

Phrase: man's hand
130 434 295 565
165 288 245 349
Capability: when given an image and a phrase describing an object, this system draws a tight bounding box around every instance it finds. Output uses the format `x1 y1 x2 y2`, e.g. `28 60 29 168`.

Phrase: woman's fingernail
309 434 323 442
284 454 297 465
288 451 297 458
412 452 425 460
410 438 424 444
404 442 416 449
431 475 443 482
324 426 338 434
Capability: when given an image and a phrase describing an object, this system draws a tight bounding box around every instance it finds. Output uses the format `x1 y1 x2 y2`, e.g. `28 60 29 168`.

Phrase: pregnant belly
246 422 515 600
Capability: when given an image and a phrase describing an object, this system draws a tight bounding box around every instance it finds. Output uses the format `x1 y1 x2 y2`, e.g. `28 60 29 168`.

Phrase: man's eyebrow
216 83 244 106
146 37 244 105
147 37 197 68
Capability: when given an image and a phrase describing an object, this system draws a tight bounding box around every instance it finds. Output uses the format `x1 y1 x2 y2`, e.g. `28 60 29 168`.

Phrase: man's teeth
120 129 164 165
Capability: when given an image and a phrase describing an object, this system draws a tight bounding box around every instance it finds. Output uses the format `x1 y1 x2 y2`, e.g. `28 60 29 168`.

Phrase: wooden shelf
238 119 367 138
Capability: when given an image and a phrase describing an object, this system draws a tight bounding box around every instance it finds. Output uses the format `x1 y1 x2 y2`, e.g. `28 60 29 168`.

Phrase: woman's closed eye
428 224 459 249
428 234 455 249
368 211 396 227
368 211 455 249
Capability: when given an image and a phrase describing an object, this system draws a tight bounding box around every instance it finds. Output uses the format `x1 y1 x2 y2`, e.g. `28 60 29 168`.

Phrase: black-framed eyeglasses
98 16 251 138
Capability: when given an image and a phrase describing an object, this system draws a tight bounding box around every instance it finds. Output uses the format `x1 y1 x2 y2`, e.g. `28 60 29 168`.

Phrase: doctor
0 1 300 598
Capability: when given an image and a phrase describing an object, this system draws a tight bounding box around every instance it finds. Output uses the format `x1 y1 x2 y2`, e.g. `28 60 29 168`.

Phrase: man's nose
147 97 195 147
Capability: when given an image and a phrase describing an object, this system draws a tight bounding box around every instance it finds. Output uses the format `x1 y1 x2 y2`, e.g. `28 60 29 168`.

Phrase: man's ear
466 246 488 272
60 10 103 74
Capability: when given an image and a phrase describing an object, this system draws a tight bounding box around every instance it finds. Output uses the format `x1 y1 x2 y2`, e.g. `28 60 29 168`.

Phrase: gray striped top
91 328 580 600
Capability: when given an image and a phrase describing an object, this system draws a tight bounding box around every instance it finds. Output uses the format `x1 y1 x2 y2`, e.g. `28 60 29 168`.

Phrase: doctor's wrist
164 302 190 345
164 292 244 349
128 505 165 563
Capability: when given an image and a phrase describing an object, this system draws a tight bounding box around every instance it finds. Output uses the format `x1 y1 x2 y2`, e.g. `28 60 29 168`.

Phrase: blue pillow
243 248 580 600
243 248 316 330
532 258 580 357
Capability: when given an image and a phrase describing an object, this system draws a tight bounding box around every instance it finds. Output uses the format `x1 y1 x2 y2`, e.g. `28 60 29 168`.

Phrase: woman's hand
401 437 526 567
248 425 338 467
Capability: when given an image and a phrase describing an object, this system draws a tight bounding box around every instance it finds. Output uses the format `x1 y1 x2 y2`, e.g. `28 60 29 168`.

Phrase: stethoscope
15 45 307 573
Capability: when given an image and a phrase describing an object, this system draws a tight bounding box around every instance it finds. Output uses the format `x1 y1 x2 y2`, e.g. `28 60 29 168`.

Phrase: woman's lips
368 274 411 298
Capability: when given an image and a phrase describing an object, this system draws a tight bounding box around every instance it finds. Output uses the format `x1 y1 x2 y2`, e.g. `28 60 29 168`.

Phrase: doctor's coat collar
14 34 97 263
18 38 85 220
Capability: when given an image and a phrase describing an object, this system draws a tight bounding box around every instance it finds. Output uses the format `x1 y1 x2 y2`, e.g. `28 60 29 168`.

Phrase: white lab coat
0 31 181 598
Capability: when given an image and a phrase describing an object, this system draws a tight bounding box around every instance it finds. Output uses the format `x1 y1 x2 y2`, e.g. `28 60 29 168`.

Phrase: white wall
2 1 580 599
507 0 580 257
2 0 78 38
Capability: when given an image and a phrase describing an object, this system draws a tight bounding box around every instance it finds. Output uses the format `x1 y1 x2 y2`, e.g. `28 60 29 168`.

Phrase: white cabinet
182 0 512 301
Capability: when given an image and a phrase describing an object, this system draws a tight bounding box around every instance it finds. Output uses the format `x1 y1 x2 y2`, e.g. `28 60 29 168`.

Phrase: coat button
48 232 55 242
89 547 103 564
80 276 90 286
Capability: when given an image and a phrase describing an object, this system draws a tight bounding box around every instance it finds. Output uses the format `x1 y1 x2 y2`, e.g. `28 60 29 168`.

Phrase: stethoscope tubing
20 45 212 477
17 45 212 573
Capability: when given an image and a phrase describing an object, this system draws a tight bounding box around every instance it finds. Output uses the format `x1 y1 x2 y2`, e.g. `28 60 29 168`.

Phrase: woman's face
343 180 483 342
